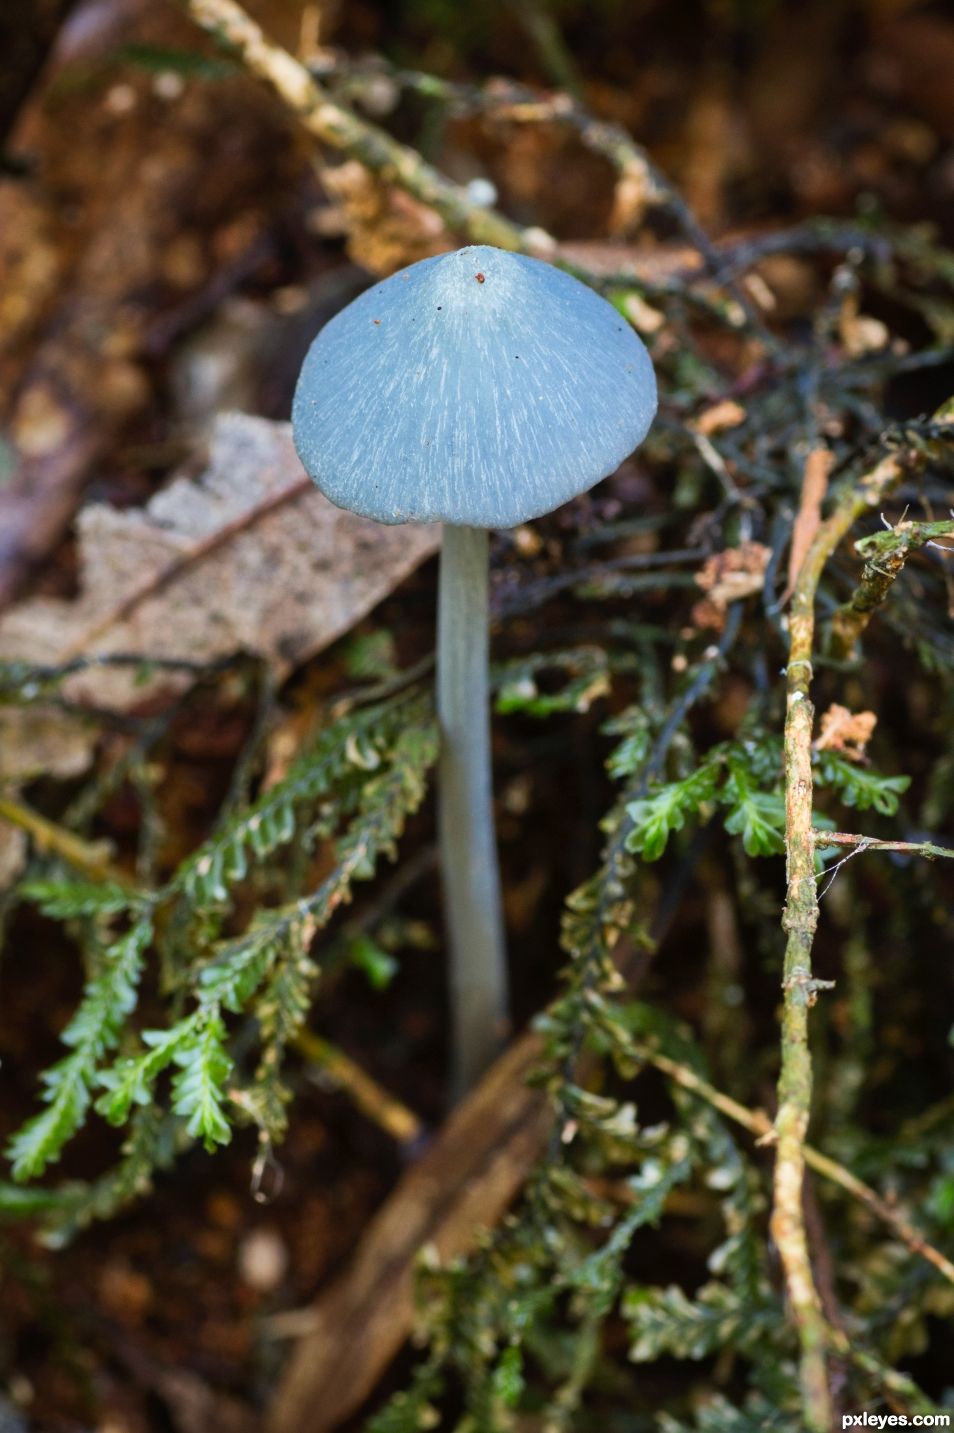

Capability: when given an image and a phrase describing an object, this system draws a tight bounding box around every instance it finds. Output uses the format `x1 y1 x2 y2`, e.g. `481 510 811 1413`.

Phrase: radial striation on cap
292 245 657 528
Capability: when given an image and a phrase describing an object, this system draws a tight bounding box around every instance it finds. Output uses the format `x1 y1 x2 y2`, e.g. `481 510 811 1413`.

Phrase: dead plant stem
646 1047 954 1287
175 0 552 255
773 415 952 1430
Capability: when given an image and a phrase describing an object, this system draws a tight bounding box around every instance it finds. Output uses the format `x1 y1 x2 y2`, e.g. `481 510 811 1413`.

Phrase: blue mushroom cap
292 245 657 528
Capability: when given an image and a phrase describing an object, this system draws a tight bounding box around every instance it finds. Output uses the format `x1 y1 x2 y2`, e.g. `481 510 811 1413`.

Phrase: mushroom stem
436 523 509 1095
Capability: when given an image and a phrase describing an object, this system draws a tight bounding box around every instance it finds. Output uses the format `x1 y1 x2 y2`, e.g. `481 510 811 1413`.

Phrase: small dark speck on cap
475 272 485 283
437 305 442 310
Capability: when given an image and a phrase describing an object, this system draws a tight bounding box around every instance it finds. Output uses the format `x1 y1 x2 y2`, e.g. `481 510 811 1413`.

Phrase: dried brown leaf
691 399 747 437
694 540 772 608
319 161 450 276
0 415 440 710
814 704 877 762
0 706 93 783
690 595 728 632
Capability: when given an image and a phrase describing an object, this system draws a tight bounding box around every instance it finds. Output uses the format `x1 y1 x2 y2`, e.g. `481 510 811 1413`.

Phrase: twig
492 546 706 616
644 1047 954 1287
829 515 954 660
294 1029 424 1147
318 65 662 232
827 1329 944 1421
816 831 954 860
175 0 779 354
772 402 954 1431
174 0 554 255
783 447 833 603
692 432 742 504
0 793 133 888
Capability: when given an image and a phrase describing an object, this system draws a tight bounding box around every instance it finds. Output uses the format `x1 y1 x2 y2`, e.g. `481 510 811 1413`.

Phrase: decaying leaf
691 400 747 436
0 705 96 887
840 309 890 357
318 160 450 275
0 414 441 710
0 0 304 607
0 706 93 784
692 541 772 629
814 704 877 762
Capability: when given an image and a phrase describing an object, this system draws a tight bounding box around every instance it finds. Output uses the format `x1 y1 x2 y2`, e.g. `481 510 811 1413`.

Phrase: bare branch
772 406 954 1431
646 1046 954 1288
830 513 954 659
174 0 555 256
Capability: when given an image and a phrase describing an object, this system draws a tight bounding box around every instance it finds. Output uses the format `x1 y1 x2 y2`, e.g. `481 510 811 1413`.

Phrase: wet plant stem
437 525 509 1097
774 415 953 1432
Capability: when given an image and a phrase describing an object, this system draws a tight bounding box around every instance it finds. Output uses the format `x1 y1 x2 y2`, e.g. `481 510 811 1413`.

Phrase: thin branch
174 0 554 255
829 515 954 660
644 1047 954 1288
772 402 954 1431
817 831 954 860
827 1329 944 1421
175 0 777 352
0 794 134 888
294 1029 424 1147
312 61 661 228
783 447 832 604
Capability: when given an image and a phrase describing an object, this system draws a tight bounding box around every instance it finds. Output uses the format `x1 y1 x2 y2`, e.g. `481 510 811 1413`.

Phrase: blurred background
1 2 953 1430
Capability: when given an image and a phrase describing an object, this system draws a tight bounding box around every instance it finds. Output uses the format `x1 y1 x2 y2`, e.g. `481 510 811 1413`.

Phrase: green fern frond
174 691 426 908
6 917 153 1180
171 1013 234 1151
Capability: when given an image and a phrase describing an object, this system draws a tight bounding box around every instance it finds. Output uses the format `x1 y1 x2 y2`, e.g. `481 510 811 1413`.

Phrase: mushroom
292 244 657 1094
